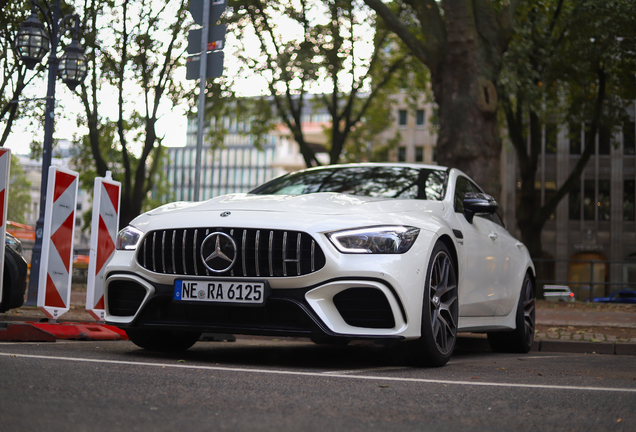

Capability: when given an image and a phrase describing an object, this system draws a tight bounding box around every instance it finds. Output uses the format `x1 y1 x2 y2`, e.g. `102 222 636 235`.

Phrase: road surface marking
1 351 635 393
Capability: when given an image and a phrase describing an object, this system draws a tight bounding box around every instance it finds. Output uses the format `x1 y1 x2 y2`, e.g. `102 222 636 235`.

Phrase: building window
416 109 425 126
415 146 424 162
598 179 610 221
625 180 635 221
545 123 557 154
76 203 82 211
598 126 611 155
624 121 635 155
569 182 581 220
398 110 407 126
545 181 557 220
583 179 596 221
398 147 407 162
569 123 581 154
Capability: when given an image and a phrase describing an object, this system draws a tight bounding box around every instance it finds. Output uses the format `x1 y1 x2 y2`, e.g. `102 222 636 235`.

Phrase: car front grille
136 227 326 277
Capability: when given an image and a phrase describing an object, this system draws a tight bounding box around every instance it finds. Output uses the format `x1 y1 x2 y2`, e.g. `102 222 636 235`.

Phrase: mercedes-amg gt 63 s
105 163 535 367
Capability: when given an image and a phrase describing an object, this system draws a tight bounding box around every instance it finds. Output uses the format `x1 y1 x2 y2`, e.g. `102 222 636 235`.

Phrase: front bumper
104 271 409 342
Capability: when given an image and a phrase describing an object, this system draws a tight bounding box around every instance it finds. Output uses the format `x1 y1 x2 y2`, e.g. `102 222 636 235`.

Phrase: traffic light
186 0 226 80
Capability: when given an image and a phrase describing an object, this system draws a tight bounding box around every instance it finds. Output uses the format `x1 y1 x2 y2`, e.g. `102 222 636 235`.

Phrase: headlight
115 226 144 250
327 226 420 254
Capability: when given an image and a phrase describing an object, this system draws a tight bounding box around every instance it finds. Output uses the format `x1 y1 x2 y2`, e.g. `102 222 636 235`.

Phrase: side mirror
463 192 498 224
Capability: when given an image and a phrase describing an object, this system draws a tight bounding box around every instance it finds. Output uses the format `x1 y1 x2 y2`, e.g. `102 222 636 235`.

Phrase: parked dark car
0 233 28 312
592 290 636 304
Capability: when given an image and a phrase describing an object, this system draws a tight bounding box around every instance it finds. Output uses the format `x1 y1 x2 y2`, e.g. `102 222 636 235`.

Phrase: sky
4 72 191 157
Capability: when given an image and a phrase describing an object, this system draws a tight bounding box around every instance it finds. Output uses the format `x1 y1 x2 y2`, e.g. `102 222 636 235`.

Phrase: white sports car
105 163 535 366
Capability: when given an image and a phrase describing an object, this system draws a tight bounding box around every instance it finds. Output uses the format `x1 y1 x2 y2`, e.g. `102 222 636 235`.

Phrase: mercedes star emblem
200 232 237 273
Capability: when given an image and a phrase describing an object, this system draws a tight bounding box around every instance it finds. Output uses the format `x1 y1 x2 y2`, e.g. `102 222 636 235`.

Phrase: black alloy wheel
488 272 535 353
409 242 458 367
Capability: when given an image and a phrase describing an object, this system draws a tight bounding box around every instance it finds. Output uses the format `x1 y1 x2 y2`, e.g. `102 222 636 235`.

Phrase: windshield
250 166 448 201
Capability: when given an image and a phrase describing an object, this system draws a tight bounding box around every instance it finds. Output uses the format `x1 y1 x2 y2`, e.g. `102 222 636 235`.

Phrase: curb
455 336 636 356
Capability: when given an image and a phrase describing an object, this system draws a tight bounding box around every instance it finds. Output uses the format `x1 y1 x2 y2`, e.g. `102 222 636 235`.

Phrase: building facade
380 92 438 165
500 105 636 299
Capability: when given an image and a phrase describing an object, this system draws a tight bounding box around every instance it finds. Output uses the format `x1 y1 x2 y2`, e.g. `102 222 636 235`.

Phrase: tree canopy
499 0 636 258
75 0 192 228
229 0 416 167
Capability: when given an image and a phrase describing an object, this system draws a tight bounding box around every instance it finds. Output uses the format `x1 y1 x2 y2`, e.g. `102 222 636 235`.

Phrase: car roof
288 162 450 175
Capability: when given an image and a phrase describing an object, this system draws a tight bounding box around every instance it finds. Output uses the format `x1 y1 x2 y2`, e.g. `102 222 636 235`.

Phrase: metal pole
25 0 60 306
193 0 210 202
589 259 594 302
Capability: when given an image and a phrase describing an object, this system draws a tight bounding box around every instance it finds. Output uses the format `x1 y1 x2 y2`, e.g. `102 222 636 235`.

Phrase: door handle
489 233 498 240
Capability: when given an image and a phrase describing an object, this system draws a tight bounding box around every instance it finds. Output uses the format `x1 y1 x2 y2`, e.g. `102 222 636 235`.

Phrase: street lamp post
13 0 87 305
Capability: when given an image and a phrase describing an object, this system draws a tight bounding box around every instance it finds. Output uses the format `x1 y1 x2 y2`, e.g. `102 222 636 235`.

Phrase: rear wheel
409 242 458 367
487 272 535 353
126 328 201 352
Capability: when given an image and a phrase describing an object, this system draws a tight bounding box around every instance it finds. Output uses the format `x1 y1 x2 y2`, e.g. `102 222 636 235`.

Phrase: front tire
409 242 458 367
487 272 535 353
126 328 201 352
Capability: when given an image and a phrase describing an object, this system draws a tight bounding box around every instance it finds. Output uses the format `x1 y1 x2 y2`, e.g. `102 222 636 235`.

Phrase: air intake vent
107 280 146 317
137 228 326 278
333 288 395 329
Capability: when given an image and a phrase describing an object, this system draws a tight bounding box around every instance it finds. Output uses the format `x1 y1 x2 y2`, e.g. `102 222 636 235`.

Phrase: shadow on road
119 336 495 370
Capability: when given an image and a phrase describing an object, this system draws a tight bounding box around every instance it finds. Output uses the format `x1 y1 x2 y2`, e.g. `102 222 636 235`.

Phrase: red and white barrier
86 172 121 321
37 166 79 321
0 148 10 301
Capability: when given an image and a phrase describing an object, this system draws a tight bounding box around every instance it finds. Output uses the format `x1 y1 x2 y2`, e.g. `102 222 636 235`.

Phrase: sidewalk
530 300 636 355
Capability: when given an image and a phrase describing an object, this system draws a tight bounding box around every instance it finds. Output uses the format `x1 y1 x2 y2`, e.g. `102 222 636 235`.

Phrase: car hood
130 193 446 233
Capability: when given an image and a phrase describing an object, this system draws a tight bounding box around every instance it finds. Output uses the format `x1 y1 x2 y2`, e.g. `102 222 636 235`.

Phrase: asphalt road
1 338 635 432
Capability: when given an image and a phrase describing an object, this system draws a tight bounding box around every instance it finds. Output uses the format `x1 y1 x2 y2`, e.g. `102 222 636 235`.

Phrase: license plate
174 280 267 304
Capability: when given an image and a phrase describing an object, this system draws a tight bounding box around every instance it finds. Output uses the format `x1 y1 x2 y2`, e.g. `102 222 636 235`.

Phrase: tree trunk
433 69 502 198
432 3 504 198
363 0 517 200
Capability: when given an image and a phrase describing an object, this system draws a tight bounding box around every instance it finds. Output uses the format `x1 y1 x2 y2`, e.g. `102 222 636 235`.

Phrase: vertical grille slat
255 230 261 277
311 240 315 272
138 227 325 278
204 229 210 276
171 230 177 274
161 231 166 273
193 229 199 276
182 231 187 275
296 233 301 275
142 238 147 269
152 232 157 272
269 231 274 277
242 230 247 277
282 231 288 277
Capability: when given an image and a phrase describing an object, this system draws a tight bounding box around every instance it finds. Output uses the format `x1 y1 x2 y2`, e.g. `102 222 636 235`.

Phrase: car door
484 210 528 316
451 176 501 317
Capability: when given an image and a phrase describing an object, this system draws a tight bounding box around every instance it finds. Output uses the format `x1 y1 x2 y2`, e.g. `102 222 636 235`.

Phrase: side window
454 176 475 213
